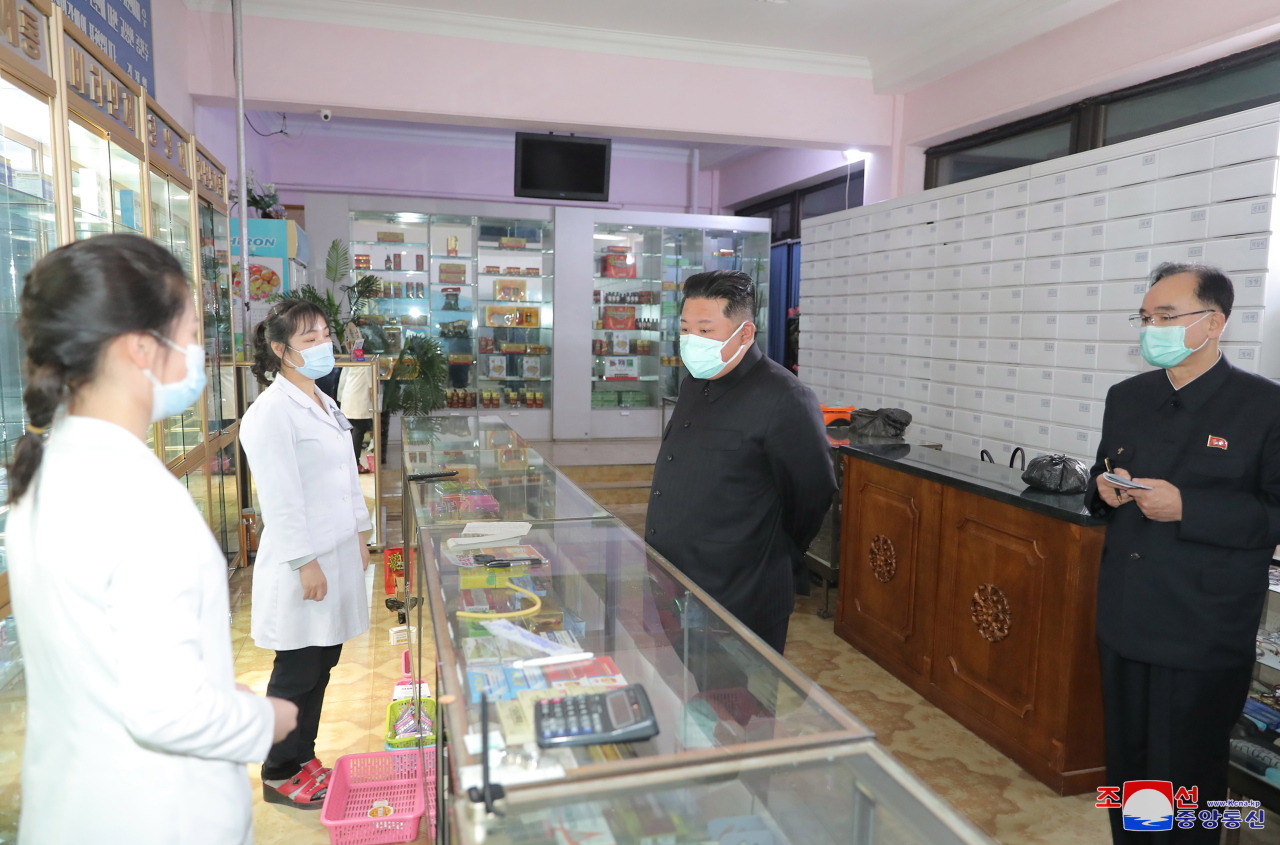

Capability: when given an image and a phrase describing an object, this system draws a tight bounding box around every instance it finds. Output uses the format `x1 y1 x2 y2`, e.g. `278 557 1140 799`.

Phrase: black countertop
838 437 1107 527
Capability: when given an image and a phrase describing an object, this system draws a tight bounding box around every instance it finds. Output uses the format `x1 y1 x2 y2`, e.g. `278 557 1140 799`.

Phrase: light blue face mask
287 343 335 380
146 333 207 423
1139 312 1212 369
681 322 748 380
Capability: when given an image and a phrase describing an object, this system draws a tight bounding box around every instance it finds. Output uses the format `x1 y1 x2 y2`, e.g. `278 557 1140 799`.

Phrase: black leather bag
1021 453 1090 494
847 407 912 438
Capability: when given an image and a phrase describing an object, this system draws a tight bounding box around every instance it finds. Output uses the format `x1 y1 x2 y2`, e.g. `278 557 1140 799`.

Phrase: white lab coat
8 416 275 845
239 376 372 651
337 365 374 420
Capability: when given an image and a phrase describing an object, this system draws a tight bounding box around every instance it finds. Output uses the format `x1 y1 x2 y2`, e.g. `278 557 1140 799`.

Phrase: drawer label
1253 202 1269 214
1251 238 1269 250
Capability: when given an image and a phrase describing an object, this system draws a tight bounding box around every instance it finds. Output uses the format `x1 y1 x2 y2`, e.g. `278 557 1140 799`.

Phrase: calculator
535 684 659 748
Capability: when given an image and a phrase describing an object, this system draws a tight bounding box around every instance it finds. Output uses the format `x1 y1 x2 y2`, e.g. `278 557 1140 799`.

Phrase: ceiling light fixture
843 148 866 163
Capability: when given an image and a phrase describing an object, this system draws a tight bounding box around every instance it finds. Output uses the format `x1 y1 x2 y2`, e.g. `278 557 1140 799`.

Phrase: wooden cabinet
835 454 1107 796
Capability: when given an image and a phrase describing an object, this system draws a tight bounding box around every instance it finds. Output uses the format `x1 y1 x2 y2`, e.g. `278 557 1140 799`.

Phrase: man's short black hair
682 270 755 324
1149 261 1234 320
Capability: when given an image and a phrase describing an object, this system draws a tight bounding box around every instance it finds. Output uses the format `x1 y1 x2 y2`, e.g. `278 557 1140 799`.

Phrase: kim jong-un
646 270 836 654
1090 262 1280 844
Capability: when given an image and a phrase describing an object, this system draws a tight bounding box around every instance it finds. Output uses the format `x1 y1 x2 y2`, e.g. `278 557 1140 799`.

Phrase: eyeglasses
1127 310 1216 329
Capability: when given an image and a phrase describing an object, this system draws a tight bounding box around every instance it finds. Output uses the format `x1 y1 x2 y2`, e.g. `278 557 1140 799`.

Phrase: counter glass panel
463 742 993 845
414 515 872 797
148 170 171 250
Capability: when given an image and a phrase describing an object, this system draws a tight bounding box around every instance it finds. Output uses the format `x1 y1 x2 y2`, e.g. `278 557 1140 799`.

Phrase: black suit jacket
645 344 837 633
1087 355 1280 669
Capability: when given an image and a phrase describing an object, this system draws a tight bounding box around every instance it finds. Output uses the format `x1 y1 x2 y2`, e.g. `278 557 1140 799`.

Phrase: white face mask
144 334 207 423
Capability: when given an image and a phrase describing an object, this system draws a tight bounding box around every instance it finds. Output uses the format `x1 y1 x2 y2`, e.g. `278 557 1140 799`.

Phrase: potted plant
378 335 449 464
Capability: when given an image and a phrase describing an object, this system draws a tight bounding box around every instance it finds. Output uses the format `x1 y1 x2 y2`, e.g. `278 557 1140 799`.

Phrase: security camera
319 109 332 122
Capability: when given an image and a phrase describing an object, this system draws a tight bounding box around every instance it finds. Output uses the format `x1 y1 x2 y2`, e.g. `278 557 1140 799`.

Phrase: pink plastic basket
401 649 412 680
321 749 435 845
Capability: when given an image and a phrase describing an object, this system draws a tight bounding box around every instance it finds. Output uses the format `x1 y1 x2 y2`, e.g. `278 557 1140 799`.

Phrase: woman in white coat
7 235 296 844
239 300 372 808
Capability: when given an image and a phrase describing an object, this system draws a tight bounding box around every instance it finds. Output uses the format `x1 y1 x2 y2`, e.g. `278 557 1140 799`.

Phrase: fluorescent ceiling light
843 149 866 163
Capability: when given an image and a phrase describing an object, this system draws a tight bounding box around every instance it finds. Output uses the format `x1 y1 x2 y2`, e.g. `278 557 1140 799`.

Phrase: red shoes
262 758 331 810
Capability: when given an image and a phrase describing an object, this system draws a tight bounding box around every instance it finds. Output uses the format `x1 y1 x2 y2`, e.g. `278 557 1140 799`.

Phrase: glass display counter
403 433 606 527
457 741 993 845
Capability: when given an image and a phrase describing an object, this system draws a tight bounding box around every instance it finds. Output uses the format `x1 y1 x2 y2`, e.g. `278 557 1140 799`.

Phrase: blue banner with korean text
52 0 152 94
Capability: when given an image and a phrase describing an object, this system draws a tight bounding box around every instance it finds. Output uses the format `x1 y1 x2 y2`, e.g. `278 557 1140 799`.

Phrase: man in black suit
646 270 836 654
1090 262 1280 843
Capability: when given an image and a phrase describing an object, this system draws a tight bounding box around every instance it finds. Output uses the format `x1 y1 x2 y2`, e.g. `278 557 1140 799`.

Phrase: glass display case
593 223 771 412
458 742 994 845
0 76 57 460
592 224 664 411
67 120 112 240
350 211 554 441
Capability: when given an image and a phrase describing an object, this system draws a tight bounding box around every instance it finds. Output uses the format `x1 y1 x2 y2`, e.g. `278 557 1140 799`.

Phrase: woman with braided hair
5 234 297 844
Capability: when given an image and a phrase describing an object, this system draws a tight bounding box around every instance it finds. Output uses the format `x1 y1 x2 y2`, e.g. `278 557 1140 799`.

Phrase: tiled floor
230 561 438 844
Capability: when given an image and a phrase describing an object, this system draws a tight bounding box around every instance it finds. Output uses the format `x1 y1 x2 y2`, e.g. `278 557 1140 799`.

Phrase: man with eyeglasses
1088 262 1280 844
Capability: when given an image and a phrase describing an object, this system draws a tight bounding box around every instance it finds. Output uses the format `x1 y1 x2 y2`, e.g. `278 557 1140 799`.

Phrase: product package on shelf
485 305 541 328
604 357 639 379
486 356 508 379
494 279 528 301
604 306 637 330
521 357 541 379
438 263 468 284
601 244 636 279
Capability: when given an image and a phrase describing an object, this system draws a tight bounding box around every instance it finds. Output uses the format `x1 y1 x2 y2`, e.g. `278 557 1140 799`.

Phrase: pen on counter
512 652 594 669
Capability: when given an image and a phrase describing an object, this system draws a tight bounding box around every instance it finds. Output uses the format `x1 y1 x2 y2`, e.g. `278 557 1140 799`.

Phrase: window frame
924 37 1280 189
736 170 865 244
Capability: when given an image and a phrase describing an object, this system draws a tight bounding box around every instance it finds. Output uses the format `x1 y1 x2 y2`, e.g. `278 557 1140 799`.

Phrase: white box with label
937 336 961 359
1051 425 1095 456
1109 182 1158 219
1058 314 1101 341
1204 235 1271 272
962 262 993 288
1213 124 1280 168
1030 172 1070 204
982 414 1018 441
912 224 938 248
989 338 1022 364
1061 254 1105 283
1016 392 1056 422
960 290 990 314
1029 200 1067 231
1066 193 1110 226
1158 138 1214 178
956 387 986 412
1057 340 1100 369
939 193 968 220
1208 198 1273 239
1223 345 1262 374
986 364 1021 390
1105 216 1155 250
958 338 989 362
1055 369 1098 399
992 234 1027 262
990 312 1023 338
907 334 933 357
1212 159 1279 204
990 287 1023 312
968 188 997 214
1065 223 1107 254
1108 152 1161 189
990 259 1026 286
953 361 984 386
1102 247 1152 281
966 212 995 239
1021 339 1058 367
992 207 1028 236
888 227 912 251
1026 257 1065 286
1068 162 1113 196
1026 228 1066 258
955 412 984 437
1014 419 1054 449
906 357 932 380
1053 397 1097 428
1023 285 1059 311
1155 172 1213 211
1223 309 1263 343
995 180 1031 209
1230 272 1267 308
1016 366 1057 394
984 389 1019 415
1098 342 1148 372
1060 283 1103 312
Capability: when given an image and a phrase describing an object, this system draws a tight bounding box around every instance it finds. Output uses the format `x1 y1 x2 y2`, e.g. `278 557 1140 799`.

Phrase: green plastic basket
384 697 437 750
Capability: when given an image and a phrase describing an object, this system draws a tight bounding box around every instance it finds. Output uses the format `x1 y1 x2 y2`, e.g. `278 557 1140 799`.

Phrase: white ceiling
188 0 1124 92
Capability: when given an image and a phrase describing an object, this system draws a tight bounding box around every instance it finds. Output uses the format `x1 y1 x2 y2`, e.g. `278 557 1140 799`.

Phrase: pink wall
901 0 1280 147
151 0 194 131
195 107 719 214
183 11 892 151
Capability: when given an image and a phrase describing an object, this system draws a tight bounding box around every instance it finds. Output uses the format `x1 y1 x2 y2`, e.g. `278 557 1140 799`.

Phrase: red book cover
543 656 621 682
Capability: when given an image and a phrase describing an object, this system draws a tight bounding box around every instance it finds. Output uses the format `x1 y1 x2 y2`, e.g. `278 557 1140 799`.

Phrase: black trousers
262 644 344 780
1099 642 1253 845
752 614 790 655
349 418 373 462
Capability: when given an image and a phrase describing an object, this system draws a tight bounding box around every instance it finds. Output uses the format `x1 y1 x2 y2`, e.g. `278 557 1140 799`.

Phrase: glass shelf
479 246 553 255
593 375 660 382
479 375 553 382
479 272 552 279
352 239 431 248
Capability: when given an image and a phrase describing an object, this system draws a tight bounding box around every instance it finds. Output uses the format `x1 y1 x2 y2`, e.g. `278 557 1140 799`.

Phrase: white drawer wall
798 102 1280 464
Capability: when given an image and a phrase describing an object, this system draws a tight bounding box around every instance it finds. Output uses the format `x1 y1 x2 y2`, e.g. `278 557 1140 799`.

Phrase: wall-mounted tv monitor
514 132 611 202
